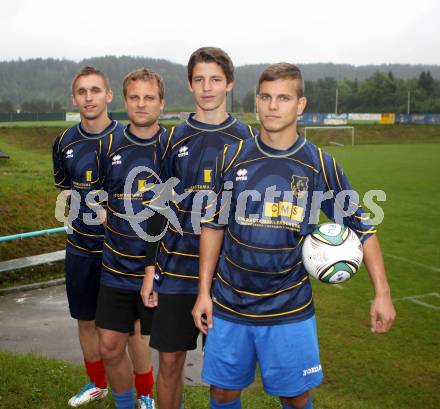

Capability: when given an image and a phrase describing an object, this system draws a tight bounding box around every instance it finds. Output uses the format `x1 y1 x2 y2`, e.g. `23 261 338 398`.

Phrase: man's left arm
362 234 396 333
318 149 396 333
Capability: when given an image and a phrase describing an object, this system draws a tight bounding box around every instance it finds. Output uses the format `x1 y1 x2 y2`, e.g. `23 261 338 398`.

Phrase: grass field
0 125 439 408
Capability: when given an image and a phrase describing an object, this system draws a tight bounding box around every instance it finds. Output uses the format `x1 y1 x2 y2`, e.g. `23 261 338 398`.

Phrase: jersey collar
186 113 237 132
124 124 164 146
255 133 306 157
77 119 118 139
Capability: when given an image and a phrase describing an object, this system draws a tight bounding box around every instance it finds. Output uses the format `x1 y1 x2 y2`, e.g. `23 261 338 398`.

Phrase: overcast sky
1 0 439 66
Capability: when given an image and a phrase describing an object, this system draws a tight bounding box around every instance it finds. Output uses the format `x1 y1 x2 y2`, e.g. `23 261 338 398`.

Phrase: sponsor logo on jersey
264 201 304 222
112 154 122 165
236 168 248 181
204 169 212 183
302 364 322 377
65 149 73 159
291 175 308 198
178 145 189 158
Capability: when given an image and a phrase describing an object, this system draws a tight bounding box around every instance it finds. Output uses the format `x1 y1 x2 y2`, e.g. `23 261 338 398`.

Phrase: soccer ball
302 223 363 284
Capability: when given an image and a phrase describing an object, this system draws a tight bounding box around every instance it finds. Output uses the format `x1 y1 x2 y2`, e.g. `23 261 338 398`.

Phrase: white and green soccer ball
302 223 363 284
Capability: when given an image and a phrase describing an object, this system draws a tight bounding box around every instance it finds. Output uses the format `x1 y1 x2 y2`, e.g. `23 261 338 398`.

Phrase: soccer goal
303 126 355 146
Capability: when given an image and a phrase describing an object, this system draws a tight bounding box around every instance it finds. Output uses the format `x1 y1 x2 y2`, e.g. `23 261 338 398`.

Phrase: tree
52 101 63 112
0 100 14 113
21 99 51 113
357 71 399 112
418 71 434 96
242 90 255 113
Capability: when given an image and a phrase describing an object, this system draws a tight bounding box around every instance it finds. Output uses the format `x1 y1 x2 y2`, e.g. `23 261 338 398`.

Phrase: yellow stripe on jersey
235 156 319 173
221 145 229 172
160 270 199 279
67 224 105 238
248 125 256 138
224 257 303 277
160 241 199 258
57 128 69 153
354 228 377 234
102 261 143 277
107 132 113 155
318 147 332 192
227 227 304 251
104 242 146 259
66 239 102 254
332 157 343 192
224 140 243 173
162 126 175 160
105 222 138 238
214 296 313 319
171 130 203 150
217 271 306 297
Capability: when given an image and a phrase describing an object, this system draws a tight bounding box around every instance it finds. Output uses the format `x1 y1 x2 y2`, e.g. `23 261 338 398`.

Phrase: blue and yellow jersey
100 125 165 291
52 120 123 257
204 134 376 325
154 114 256 294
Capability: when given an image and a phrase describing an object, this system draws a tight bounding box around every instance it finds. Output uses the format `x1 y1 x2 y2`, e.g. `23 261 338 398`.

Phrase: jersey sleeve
157 126 175 182
316 147 377 242
52 130 71 189
203 140 244 230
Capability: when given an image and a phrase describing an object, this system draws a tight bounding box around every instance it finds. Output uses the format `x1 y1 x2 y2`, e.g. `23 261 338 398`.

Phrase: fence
1 112 440 125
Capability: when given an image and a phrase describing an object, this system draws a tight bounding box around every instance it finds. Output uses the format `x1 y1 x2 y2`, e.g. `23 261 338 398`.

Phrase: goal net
302 126 355 146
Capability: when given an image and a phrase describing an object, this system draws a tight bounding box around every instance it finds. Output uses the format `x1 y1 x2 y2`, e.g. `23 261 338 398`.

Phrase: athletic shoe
138 395 155 409
67 382 108 407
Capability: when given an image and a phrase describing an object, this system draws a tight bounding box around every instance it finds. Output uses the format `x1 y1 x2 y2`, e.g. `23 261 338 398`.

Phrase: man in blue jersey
53 66 123 406
141 47 255 409
95 68 166 409
192 63 396 409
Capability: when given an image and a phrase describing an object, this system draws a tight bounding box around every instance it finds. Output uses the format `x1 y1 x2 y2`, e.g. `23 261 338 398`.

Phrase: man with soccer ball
192 63 396 409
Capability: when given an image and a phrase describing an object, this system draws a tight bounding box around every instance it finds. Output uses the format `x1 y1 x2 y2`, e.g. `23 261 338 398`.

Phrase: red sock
84 359 107 389
134 368 154 398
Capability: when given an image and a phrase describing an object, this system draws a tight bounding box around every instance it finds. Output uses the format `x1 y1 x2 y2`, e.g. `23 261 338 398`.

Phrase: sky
1 0 439 66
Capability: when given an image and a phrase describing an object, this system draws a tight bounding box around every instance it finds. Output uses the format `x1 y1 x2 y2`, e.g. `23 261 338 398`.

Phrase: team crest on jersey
65 149 73 159
178 145 189 158
291 175 308 198
236 168 248 181
112 154 122 165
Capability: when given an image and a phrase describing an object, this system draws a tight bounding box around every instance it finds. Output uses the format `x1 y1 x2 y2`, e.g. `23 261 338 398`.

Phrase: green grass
0 126 439 408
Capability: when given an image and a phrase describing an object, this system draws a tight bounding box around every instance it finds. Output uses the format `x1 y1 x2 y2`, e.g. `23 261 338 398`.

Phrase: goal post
303 126 355 146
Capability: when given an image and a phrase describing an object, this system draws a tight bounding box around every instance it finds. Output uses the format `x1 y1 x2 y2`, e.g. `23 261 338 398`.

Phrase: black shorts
95 284 154 335
149 293 200 352
65 251 102 321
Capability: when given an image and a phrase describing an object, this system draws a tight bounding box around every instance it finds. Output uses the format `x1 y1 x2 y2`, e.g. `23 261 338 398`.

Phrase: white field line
384 253 440 273
381 292 440 311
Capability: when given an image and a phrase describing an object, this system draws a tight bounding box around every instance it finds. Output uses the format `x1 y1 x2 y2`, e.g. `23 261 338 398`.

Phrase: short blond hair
122 68 165 100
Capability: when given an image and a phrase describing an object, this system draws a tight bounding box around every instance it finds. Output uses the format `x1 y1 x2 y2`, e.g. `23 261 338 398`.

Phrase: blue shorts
202 315 323 397
65 251 102 321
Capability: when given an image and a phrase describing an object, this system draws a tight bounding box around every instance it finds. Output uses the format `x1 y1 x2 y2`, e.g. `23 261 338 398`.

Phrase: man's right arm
192 226 225 334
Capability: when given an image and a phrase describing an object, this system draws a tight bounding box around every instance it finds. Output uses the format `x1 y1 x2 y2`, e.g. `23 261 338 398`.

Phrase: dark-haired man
142 47 256 409
193 62 396 409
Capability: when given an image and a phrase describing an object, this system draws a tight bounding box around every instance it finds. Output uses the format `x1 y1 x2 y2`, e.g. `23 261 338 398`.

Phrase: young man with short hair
96 68 166 409
141 47 256 409
192 63 396 409
53 66 123 406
